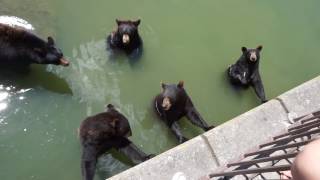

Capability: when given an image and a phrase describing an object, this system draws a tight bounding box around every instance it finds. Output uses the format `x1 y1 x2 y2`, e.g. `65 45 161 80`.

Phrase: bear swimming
227 45 267 103
79 104 153 180
154 81 214 143
106 19 142 59
0 23 69 66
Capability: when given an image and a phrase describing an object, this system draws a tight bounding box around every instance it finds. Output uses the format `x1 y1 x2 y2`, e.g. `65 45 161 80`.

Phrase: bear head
241 45 263 63
160 81 186 111
115 19 141 46
33 37 69 66
106 104 132 137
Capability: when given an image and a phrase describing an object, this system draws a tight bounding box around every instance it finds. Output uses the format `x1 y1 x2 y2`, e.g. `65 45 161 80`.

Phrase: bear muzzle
59 58 70 66
162 97 172 111
122 34 130 44
249 52 257 62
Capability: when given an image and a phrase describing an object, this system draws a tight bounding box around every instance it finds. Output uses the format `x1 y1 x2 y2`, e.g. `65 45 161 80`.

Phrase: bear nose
162 97 171 111
59 58 70 66
122 34 130 44
250 53 257 62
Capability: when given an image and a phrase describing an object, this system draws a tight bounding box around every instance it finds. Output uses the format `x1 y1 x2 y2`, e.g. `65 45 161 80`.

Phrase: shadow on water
0 64 72 94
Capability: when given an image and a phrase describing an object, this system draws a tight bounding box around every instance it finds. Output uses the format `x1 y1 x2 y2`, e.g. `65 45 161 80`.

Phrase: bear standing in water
154 81 214 144
106 19 142 59
79 104 153 180
227 45 267 103
0 23 69 66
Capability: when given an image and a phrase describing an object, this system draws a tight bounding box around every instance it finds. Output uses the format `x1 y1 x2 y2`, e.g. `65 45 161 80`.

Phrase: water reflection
0 85 10 112
0 84 31 123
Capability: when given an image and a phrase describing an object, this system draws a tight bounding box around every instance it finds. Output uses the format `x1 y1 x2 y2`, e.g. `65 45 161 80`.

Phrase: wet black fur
0 23 65 66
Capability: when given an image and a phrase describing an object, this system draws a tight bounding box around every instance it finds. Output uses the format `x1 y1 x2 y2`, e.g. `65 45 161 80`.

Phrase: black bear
154 81 214 143
79 104 153 180
227 45 267 103
0 23 69 66
106 19 142 59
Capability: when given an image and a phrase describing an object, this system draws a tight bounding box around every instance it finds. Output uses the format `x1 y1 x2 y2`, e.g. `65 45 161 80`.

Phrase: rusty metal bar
245 139 313 157
227 152 298 167
312 110 320 117
288 119 320 132
274 121 320 140
301 114 320 124
209 165 291 178
292 115 308 123
292 110 320 123
259 128 320 148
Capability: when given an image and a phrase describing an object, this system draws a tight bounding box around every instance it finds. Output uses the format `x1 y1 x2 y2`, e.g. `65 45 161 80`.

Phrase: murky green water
1 0 320 179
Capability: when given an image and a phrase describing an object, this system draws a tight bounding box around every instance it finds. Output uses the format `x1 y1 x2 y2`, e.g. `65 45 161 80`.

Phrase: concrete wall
108 76 320 180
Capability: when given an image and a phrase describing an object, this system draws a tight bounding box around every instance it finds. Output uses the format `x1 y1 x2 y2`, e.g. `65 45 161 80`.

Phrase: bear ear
116 19 122 26
47 36 55 46
241 47 247 53
177 81 184 88
161 82 166 89
132 19 141 27
106 104 114 109
257 45 263 51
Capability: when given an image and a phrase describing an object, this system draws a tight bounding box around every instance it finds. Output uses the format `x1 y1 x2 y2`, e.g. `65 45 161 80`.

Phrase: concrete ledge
203 99 288 166
108 136 219 180
278 76 320 117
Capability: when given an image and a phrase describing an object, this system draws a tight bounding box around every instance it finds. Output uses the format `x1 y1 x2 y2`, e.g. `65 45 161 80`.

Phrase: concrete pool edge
107 75 320 180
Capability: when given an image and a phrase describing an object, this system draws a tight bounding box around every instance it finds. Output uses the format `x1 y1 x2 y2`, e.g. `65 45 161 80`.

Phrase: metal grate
207 110 320 180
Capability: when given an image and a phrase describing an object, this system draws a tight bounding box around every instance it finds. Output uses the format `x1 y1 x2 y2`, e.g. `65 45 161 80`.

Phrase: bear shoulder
0 23 44 47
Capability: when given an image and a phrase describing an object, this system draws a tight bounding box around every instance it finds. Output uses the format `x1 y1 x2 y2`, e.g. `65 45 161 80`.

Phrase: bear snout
162 97 172 111
59 58 70 66
249 52 257 62
122 34 130 44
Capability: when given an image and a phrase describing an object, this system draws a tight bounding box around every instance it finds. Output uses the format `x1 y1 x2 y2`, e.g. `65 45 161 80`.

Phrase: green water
1 0 320 179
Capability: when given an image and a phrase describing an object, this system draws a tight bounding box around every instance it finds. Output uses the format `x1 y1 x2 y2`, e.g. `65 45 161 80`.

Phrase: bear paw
205 126 215 131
